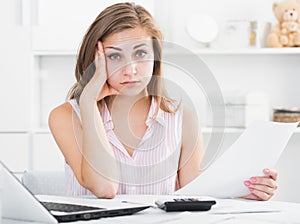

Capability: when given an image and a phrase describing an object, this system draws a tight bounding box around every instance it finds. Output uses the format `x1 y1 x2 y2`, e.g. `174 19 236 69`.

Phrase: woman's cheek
106 65 116 78
142 61 154 76
106 61 122 77
107 76 118 88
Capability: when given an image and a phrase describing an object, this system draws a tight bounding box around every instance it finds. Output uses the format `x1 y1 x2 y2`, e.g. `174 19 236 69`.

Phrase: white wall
155 0 276 47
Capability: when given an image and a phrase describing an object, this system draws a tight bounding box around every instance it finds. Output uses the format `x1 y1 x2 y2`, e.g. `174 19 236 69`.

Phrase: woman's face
103 27 154 96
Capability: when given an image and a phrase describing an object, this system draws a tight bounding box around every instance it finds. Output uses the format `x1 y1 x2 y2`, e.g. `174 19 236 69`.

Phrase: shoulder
48 102 73 129
49 102 72 119
182 107 198 127
182 106 201 144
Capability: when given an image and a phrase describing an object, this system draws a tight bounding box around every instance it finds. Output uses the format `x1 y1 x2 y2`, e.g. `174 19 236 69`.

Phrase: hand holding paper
175 121 298 198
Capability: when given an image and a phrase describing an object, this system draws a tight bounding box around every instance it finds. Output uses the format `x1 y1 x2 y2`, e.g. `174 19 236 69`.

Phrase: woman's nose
123 61 137 76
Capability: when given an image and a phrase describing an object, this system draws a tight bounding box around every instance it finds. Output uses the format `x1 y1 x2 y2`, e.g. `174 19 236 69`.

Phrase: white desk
3 195 300 223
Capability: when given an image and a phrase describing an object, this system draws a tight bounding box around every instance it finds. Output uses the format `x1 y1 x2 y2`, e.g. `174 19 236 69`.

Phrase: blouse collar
102 97 166 131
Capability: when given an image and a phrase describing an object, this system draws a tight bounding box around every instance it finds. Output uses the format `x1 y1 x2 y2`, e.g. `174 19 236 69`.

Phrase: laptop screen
0 161 150 223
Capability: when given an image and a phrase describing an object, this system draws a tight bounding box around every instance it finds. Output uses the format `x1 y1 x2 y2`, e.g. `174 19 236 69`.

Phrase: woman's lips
120 80 140 86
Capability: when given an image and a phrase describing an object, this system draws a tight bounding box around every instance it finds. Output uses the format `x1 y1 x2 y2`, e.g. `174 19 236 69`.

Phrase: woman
49 2 277 200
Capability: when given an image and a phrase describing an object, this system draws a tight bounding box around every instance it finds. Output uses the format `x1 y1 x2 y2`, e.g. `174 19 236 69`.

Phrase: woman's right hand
80 41 119 104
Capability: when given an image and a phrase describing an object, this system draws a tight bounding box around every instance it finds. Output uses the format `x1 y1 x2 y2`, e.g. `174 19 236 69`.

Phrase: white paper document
176 121 298 198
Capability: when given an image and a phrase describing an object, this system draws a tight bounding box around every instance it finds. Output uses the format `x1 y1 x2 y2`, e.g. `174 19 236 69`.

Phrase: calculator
155 198 216 212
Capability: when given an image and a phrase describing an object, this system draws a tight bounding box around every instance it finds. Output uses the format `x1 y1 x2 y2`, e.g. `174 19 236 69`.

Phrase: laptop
0 161 150 223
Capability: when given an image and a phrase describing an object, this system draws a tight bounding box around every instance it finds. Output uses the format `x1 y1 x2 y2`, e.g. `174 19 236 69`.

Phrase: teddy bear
267 0 300 47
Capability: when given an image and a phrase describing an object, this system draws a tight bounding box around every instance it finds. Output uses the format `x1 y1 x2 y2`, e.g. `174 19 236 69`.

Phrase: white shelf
33 128 51 134
33 50 77 56
202 127 244 133
163 47 300 56
33 48 300 56
194 48 300 55
35 127 243 134
33 126 300 134
202 126 300 133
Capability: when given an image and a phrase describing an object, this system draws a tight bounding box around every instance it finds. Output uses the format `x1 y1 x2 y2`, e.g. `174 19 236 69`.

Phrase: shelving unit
9 42 300 173
32 47 300 136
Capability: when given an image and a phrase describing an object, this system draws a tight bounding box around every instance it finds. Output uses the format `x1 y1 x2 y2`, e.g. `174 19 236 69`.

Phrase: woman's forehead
103 27 152 48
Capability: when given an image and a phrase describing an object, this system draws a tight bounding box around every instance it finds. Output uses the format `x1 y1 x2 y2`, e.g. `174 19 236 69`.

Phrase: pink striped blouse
66 97 183 196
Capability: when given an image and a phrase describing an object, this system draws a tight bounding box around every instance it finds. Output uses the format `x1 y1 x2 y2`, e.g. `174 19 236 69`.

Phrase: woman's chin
118 86 147 97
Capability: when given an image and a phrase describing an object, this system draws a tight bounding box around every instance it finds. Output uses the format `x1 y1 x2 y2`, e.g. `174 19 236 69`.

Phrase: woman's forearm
79 99 119 198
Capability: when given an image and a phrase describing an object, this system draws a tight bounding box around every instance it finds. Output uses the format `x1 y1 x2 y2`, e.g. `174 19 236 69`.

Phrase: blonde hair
67 2 178 113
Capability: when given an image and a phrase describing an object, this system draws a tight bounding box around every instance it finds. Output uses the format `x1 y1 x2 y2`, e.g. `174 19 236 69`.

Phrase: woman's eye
135 50 147 58
107 53 121 60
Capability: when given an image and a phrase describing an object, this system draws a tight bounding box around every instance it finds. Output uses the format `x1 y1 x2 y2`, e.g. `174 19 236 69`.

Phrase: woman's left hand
240 168 278 201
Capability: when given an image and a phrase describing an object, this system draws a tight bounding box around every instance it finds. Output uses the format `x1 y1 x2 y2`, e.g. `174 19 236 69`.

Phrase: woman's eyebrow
105 46 122 51
133 43 147 49
105 43 148 51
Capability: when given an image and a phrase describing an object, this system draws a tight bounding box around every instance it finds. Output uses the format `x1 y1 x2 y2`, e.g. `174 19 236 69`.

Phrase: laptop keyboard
41 201 103 212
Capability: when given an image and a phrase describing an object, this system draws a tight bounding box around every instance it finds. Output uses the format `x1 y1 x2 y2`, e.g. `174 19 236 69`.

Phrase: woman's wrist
79 95 98 110
79 87 104 106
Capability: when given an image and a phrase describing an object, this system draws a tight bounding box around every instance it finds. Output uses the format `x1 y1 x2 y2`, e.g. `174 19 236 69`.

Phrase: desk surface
3 194 300 224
